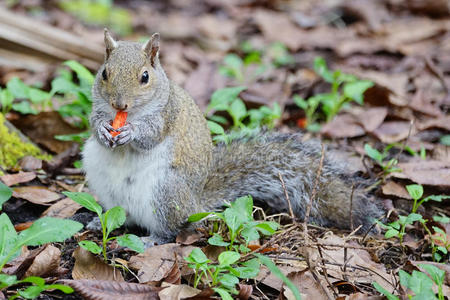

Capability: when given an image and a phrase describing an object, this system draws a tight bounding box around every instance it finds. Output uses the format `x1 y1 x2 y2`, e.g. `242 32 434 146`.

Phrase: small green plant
0 77 51 115
206 86 281 144
0 275 73 300
440 134 450 146
294 57 373 131
373 264 446 300
0 183 81 298
364 143 401 177
188 195 279 251
63 192 144 261
59 0 132 35
186 196 300 299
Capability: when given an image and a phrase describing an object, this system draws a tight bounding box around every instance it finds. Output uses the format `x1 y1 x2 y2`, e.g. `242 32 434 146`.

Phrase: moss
0 113 50 170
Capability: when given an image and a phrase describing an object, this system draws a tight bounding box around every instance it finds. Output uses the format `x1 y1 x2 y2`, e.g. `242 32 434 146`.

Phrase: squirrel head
94 29 166 112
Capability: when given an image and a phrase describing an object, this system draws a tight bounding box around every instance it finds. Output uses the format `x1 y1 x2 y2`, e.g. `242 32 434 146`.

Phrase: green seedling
0 275 73 300
373 264 446 300
0 184 81 298
188 195 279 251
440 134 450 146
364 143 401 177
206 86 281 144
63 192 144 261
294 57 373 131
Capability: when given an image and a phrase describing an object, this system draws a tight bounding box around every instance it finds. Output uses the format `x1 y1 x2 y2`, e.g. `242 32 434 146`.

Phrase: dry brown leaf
176 230 203 245
0 172 36 187
72 247 124 281
159 282 201 300
129 243 196 283
372 121 415 144
390 160 450 187
163 255 181 285
237 283 252 300
381 181 412 199
321 114 366 139
256 264 305 292
285 270 328 299
418 115 450 131
61 279 163 300
24 244 60 278
12 186 61 205
18 156 42 172
41 197 82 218
356 107 388 132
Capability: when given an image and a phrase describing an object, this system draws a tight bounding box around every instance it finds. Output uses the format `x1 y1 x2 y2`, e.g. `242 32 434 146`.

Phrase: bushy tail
201 133 383 232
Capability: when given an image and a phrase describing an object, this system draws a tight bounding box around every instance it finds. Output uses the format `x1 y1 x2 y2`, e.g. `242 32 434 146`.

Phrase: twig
317 246 338 298
278 172 295 221
350 183 355 232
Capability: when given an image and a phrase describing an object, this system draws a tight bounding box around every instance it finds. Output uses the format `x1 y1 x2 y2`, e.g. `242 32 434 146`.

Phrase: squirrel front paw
113 123 135 147
97 120 115 148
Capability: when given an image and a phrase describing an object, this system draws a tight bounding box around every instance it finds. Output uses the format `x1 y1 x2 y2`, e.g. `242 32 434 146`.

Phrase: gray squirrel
82 30 383 243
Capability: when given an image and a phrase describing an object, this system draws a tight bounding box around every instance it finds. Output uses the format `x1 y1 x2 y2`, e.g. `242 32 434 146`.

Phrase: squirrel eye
102 69 107 81
141 71 149 84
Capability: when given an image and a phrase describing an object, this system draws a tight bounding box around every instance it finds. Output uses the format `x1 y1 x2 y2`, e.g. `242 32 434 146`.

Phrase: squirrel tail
202 133 383 232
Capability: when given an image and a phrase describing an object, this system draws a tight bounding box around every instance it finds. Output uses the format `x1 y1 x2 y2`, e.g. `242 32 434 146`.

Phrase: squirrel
82 30 383 243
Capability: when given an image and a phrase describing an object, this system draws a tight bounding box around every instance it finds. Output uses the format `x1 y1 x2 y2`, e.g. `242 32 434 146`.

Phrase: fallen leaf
418 115 450 131
176 230 203 245
41 197 82 218
321 114 366 139
72 247 124 281
356 107 388 132
0 172 36 187
390 160 450 187
24 244 60 278
129 243 196 283
285 270 329 299
18 156 42 172
372 121 415 143
237 283 252 300
159 282 201 300
381 181 412 199
12 186 61 205
61 279 163 300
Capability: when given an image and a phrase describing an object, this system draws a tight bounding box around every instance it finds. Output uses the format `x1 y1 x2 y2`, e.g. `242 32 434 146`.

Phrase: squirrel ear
104 28 117 59
142 33 160 67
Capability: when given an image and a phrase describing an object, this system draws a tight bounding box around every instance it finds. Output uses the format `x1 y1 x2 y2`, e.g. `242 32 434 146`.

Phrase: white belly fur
82 137 171 234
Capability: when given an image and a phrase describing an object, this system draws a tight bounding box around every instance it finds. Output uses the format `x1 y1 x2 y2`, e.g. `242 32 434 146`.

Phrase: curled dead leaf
12 186 61 205
72 247 124 281
159 282 201 300
41 197 82 218
61 279 163 300
24 244 61 278
0 171 36 187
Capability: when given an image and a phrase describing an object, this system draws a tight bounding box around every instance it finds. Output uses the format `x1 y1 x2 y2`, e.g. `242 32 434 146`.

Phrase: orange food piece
110 111 128 137
14 221 33 232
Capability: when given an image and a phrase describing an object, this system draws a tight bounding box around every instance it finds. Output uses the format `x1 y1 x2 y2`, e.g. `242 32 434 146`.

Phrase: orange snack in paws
110 111 128 137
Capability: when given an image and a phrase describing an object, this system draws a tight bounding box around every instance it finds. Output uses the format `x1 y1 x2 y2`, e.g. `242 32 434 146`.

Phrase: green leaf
232 195 253 220
406 184 423 200
423 195 450 203
343 80 374 105
0 89 14 112
64 60 95 85
234 265 260 278
20 276 45 286
116 234 145 253
440 135 450 146
256 254 301 300
0 182 12 209
18 285 44 299
372 282 399 300
50 77 78 95
188 212 215 223
79 240 102 254
433 215 450 223
6 77 29 99
103 206 126 236
241 226 259 243
293 95 308 110
207 121 225 135
313 57 333 83
28 88 50 104
213 287 233 300
55 131 91 143
0 274 17 289
218 251 240 266
418 264 445 286
255 222 279 235
406 213 423 224
208 86 246 112
11 101 38 115
186 248 209 264
208 234 230 247
406 270 434 295
224 209 242 234
0 213 19 264
229 98 247 126
364 144 383 163
63 192 103 216
18 217 83 247
44 283 74 294
385 228 399 239
218 273 239 289
223 54 243 70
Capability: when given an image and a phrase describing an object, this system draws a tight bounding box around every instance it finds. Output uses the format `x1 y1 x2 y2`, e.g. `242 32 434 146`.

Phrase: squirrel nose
112 102 128 110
